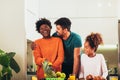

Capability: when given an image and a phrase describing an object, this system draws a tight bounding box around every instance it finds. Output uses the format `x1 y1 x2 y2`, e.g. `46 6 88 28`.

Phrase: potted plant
0 49 20 80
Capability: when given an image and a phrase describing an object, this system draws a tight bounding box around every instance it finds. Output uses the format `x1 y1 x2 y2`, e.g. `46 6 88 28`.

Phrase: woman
33 18 64 79
79 32 108 80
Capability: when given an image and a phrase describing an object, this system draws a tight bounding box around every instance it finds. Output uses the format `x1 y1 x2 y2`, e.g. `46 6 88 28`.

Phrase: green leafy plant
0 49 20 80
42 60 56 78
42 60 66 79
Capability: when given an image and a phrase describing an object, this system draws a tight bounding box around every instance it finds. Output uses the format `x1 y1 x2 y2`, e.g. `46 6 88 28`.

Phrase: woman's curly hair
35 18 52 33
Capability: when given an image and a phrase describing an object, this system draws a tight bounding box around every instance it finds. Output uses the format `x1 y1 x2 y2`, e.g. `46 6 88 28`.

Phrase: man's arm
31 42 36 50
72 47 81 77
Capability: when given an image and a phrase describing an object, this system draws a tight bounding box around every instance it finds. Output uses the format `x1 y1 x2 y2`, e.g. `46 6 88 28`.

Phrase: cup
68 74 76 80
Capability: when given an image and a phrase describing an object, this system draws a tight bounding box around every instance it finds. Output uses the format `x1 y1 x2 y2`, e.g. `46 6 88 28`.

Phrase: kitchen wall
0 0 26 80
25 0 40 41
26 0 118 45
117 0 120 19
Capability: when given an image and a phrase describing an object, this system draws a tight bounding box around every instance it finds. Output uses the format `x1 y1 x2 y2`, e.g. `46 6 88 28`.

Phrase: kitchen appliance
118 20 120 75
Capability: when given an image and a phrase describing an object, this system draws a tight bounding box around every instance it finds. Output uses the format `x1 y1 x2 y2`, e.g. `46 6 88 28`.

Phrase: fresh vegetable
42 60 66 79
42 60 56 78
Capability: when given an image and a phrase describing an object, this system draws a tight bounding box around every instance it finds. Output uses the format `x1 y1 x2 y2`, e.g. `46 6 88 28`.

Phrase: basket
46 78 64 80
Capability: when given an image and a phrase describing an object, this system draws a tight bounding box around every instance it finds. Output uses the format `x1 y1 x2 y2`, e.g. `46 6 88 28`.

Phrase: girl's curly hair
85 32 103 52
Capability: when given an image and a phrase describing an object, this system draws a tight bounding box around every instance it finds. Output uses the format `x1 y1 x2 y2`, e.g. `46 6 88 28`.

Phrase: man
53 17 82 79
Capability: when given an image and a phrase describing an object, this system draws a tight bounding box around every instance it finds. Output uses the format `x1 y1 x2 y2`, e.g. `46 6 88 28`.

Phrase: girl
79 32 108 80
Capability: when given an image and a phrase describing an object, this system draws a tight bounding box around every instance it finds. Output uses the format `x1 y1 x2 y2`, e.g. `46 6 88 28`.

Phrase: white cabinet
25 0 118 44
38 0 117 18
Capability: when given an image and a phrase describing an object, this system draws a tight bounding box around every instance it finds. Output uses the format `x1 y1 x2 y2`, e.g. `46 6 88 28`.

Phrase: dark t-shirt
52 32 82 65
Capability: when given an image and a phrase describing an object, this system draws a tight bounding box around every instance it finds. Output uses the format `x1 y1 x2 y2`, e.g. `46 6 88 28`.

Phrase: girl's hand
86 74 93 80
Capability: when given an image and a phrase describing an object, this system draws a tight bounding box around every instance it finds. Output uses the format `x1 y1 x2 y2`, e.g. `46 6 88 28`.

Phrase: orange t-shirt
33 37 64 79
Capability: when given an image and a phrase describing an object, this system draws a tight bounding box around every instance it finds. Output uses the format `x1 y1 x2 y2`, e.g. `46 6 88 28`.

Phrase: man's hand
31 42 36 50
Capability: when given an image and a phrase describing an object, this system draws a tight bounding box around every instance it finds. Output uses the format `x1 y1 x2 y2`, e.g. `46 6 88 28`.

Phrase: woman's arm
52 39 64 68
33 42 45 66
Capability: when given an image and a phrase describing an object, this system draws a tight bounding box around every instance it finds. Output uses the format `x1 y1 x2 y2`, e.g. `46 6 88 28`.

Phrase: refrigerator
118 20 120 74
